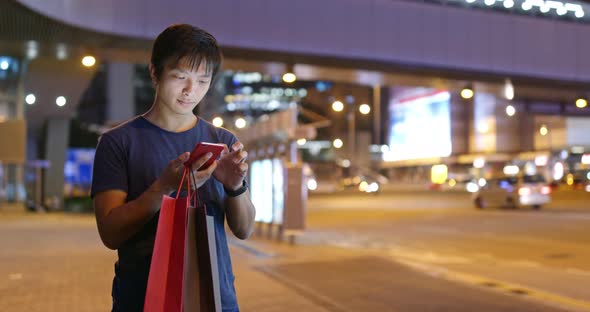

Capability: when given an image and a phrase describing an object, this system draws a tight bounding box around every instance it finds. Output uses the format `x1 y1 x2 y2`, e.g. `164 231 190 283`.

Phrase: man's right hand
157 151 217 193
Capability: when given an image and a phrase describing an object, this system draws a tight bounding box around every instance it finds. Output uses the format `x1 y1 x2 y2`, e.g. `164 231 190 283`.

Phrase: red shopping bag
144 168 191 312
144 167 221 312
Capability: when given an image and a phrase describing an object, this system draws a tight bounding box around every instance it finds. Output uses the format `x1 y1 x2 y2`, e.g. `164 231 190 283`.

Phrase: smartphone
185 142 225 170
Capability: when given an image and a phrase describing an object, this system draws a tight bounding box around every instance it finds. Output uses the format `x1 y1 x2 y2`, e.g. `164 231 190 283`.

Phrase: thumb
174 152 190 167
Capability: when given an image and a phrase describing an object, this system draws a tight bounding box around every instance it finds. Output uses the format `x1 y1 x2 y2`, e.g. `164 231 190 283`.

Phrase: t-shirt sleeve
91 133 128 198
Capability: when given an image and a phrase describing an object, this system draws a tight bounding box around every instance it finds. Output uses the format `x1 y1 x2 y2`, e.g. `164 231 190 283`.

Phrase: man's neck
143 104 197 133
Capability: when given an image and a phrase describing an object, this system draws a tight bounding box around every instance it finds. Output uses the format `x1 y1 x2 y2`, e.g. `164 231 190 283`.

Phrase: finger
220 144 230 156
232 150 248 164
237 162 248 177
232 141 244 152
172 152 190 169
191 152 212 170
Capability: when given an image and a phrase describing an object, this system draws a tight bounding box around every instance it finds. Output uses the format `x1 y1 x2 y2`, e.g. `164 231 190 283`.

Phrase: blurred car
340 175 381 193
472 174 551 210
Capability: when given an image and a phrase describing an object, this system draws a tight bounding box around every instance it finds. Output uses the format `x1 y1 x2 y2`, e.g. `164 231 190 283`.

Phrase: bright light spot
535 155 548 166
56 96 66 107
553 162 564 180
506 105 516 117
572 146 585 154
566 173 574 186
504 79 514 100
560 150 569 159
586 185 590 193
359 104 371 115
235 117 246 129
56 44 67 60
449 179 457 187
227 103 237 111
25 94 36 105
576 98 587 108
341 159 351 168
461 88 474 99
307 178 318 191
0 60 8 70
368 182 379 193
540 125 548 136
380 145 389 153
504 0 514 8
477 123 489 134
81 56 96 67
466 182 479 193
465 0 476 3
282 72 296 83
540 5 550 13
503 165 520 176
473 157 486 169
484 0 495 6
333 138 343 149
212 117 224 127
478 178 487 187
359 181 369 192
586 172 590 180
332 100 344 112
575 10 584 18
557 7 567 15
581 154 590 165
26 41 38 59
524 161 537 175
522 2 532 10
431 164 448 184
297 138 307 146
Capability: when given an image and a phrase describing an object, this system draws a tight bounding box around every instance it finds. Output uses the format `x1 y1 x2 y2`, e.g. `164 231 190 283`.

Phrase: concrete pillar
106 62 135 123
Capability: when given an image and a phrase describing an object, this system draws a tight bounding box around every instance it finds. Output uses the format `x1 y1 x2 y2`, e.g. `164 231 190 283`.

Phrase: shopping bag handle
175 167 192 203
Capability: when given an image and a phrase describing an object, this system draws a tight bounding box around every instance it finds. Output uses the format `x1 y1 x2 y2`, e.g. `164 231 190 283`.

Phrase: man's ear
148 64 158 86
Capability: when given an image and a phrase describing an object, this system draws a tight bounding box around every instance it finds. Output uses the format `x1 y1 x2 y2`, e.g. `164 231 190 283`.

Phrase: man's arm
225 189 255 240
93 152 216 250
93 179 171 250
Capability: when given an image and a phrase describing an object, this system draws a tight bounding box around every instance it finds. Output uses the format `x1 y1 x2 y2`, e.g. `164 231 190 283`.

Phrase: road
294 189 590 311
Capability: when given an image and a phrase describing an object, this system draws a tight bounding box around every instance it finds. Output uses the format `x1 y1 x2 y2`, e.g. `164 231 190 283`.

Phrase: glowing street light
25 94 36 105
576 98 587 108
235 117 246 129
56 96 67 107
359 104 371 115
333 138 343 149
506 105 516 116
212 116 224 127
282 72 296 83
82 55 96 67
540 124 548 136
332 100 344 112
461 88 474 99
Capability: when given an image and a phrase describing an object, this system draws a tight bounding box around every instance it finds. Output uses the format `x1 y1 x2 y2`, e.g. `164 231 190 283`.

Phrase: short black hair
150 24 222 81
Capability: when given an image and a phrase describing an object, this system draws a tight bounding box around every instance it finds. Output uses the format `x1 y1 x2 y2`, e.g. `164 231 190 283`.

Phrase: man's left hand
214 141 248 190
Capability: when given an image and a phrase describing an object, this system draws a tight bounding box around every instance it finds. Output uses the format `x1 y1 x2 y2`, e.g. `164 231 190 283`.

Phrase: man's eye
199 80 210 84
175 75 186 79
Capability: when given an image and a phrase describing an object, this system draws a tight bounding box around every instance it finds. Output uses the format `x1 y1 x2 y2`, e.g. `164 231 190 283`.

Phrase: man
91 24 255 312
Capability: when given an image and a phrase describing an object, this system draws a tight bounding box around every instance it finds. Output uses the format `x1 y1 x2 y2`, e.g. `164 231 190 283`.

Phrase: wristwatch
224 180 248 197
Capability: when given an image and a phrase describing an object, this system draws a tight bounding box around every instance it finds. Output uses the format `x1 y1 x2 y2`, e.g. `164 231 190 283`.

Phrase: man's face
153 58 212 116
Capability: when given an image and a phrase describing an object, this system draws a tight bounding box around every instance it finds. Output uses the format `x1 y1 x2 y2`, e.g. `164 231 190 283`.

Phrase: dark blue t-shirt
91 116 239 312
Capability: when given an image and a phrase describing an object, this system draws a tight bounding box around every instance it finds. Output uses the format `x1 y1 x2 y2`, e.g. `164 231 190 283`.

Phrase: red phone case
185 142 225 170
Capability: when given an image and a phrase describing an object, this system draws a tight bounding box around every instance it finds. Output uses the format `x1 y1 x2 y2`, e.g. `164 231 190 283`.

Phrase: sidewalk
0 212 572 312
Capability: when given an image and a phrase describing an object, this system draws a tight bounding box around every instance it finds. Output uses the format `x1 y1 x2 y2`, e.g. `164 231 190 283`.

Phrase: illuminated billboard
384 89 452 161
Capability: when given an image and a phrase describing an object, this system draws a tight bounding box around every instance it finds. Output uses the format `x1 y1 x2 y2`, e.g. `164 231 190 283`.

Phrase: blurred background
2 0 590 311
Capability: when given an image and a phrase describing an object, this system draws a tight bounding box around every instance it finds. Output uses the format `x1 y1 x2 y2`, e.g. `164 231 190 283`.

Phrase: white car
472 175 551 210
